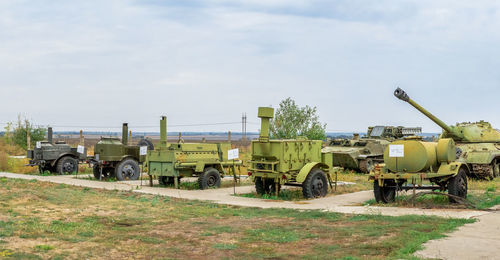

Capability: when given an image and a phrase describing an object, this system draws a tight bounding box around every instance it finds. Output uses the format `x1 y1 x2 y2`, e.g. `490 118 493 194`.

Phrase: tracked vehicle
89 123 154 181
27 127 86 174
147 116 241 189
248 107 342 199
323 126 421 173
394 88 500 179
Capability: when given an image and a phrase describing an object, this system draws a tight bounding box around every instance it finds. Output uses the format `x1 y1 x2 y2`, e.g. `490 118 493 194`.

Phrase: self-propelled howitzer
394 88 500 179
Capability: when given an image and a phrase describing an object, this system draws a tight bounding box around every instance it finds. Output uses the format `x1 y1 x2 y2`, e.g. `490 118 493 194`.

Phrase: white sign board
228 148 239 160
36 141 41 149
140 146 148 156
77 145 85 155
389 144 404 158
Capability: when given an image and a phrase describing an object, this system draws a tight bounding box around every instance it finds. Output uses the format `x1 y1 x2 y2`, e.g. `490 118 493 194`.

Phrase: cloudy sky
1 0 499 133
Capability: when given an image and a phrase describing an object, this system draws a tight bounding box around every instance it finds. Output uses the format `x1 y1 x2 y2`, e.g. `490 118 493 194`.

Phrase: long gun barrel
394 88 461 138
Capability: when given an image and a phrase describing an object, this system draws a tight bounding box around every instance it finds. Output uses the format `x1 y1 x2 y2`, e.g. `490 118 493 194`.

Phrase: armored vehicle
394 88 500 179
369 137 468 203
248 107 342 199
89 123 154 181
27 127 87 174
323 126 422 173
147 116 242 189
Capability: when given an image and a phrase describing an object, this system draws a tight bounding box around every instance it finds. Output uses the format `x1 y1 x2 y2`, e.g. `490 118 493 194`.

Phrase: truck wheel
93 166 113 179
255 177 280 195
138 139 154 150
359 159 374 173
57 156 78 174
448 168 468 203
115 159 140 181
198 167 221 189
302 168 329 199
374 180 396 203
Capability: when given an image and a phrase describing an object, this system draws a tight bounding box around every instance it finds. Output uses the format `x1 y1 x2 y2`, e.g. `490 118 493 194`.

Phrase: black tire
115 158 140 181
359 159 375 173
138 138 155 151
158 176 177 186
302 168 329 199
448 168 468 203
373 180 396 203
198 167 221 189
56 156 78 174
493 160 500 178
255 177 280 195
93 165 114 179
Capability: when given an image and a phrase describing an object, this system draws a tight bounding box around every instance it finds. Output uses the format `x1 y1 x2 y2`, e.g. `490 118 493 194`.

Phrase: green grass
0 177 474 259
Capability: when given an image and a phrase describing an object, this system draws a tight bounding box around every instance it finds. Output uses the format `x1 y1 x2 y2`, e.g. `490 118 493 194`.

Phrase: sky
1 0 499 133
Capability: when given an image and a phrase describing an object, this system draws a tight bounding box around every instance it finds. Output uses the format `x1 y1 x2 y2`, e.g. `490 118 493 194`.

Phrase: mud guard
296 162 329 183
437 162 466 177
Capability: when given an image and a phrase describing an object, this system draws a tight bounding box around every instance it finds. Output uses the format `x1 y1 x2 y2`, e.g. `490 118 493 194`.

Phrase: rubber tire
138 138 155 151
115 159 140 181
302 168 329 199
198 167 221 190
56 156 78 175
93 165 114 179
255 177 280 195
373 180 396 203
448 168 468 203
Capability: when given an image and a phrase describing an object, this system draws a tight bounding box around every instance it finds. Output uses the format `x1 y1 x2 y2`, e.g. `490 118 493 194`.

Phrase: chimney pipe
160 116 167 147
48 127 53 144
257 107 274 142
122 123 128 145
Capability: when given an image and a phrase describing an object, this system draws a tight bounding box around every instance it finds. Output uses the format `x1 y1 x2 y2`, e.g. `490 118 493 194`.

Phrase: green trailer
146 116 242 189
248 107 342 198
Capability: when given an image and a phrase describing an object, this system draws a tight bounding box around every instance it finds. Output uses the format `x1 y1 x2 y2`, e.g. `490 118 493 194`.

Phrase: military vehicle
369 137 468 203
394 88 500 179
323 126 422 173
147 116 242 189
27 127 87 174
248 107 342 199
89 123 154 181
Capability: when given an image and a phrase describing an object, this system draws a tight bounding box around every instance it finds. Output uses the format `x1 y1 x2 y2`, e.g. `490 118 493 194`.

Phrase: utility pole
242 113 247 141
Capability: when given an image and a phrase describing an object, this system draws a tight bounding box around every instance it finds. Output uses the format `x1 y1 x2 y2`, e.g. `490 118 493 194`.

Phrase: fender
51 153 78 167
437 162 467 177
296 162 329 183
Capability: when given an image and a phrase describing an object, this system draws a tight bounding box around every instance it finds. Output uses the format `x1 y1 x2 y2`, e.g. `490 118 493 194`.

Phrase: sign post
228 148 239 195
139 146 148 186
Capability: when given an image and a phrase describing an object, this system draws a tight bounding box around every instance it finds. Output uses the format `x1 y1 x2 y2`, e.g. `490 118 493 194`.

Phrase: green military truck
27 127 87 174
146 116 242 189
89 123 154 181
248 107 342 199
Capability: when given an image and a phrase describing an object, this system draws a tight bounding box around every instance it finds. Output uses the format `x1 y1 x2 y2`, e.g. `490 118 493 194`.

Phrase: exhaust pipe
160 116 167 147
48 127 53 144
122 123 128 145
257 107 274 142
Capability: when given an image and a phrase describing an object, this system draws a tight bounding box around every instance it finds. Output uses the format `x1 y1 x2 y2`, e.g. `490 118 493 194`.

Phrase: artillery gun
323 126 422 173
394 88 500 179
248 107 342 198
27 127 87 174
146 116 241 189
89 123 154 181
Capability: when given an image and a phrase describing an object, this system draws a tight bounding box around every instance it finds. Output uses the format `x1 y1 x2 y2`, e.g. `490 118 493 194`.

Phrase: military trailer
323 126 422 173
248 107 342 199
27 127 87 174
89 123 154 181
369 137 467 203
394 87 500 179
147 116 242 189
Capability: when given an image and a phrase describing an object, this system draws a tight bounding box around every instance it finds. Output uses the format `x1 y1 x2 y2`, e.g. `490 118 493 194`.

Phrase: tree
9 116 46 150
270 98 327 140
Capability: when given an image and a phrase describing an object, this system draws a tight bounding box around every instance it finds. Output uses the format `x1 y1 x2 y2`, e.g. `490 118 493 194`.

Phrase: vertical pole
233 159 236 195
335 170 338 192
228 131 231 142
412 180 416 207
129 130 132 145
80 130 84 146
149 175 153 187
174 176 179 189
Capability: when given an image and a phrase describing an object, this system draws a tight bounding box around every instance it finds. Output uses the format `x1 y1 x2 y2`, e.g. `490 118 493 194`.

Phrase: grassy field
364 178 500 210
0 178 474 259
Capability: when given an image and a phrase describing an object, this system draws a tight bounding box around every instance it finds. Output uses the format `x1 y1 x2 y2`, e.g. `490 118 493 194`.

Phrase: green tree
270 98 326 140
10 117 46 150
